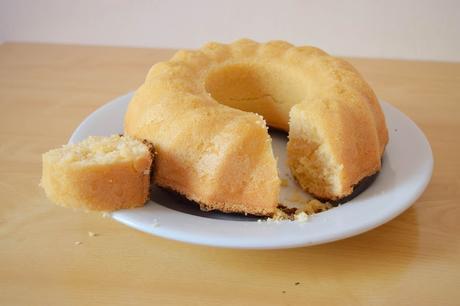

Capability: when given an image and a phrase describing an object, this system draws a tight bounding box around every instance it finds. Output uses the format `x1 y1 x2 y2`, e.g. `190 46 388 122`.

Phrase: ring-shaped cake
125 39 388 216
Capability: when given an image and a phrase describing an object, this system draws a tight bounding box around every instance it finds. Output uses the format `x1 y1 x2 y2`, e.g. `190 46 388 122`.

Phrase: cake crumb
280 178 289 187
303 199 332 215
288 191 303 203
88 231 98 237
282 290 286 294
74 241 82 246
262 199 331 223
266 209 288 223
294 211 309 222
294 282 300 286
101 212 111 218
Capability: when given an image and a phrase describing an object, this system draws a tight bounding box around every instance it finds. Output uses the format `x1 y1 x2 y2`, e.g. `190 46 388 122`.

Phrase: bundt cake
125 39 388 216
41 135 154 211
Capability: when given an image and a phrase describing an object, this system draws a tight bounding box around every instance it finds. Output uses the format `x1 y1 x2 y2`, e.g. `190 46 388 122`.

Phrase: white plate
70 93 433 249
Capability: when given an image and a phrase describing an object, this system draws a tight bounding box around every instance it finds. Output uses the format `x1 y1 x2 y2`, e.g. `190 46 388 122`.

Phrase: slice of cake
41 135 154 211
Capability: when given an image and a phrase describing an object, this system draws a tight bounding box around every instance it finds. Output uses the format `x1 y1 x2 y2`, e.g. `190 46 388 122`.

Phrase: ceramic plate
69 93 433 249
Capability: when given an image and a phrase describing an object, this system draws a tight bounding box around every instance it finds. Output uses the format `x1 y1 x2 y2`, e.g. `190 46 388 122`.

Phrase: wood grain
0 42 459 306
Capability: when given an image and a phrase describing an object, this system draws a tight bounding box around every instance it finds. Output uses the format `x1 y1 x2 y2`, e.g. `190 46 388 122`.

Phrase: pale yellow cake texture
124 39 388 216
41 135 153 211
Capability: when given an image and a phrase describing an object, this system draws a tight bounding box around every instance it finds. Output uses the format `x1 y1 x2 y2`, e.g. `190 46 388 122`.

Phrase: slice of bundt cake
41 135 154 211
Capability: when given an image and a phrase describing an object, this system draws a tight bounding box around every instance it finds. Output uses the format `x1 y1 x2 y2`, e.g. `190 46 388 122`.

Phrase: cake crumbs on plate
303 199 332 215
294 211 309 222
288 191 304 203
261 199 332 223
280 178 289 187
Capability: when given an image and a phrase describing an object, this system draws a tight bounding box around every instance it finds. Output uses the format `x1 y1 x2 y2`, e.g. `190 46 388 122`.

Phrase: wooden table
1 43 459 306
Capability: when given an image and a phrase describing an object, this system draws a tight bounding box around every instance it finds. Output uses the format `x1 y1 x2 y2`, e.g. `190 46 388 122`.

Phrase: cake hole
204 63 308 130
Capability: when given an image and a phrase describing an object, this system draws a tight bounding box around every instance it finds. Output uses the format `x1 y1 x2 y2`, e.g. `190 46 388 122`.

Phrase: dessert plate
70 93 433 249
